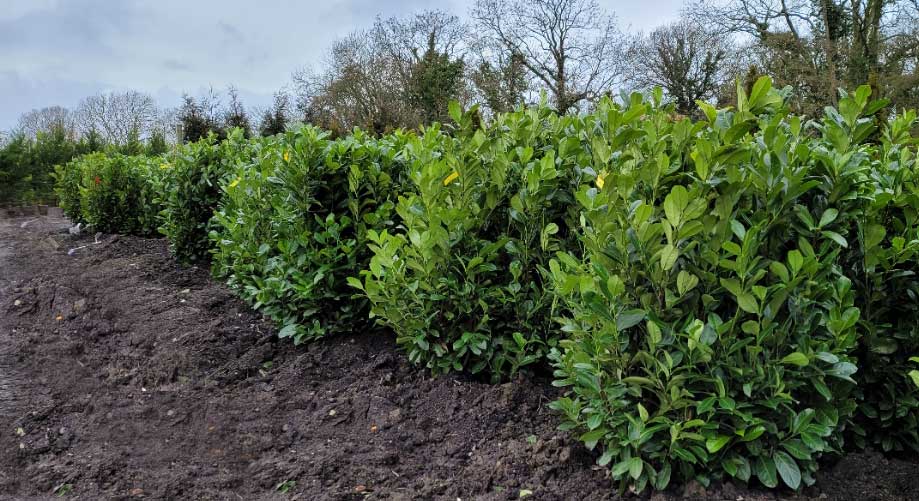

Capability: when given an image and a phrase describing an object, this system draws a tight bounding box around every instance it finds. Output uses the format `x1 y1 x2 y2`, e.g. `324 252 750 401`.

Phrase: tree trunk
556 44 568 113
821 0 840 105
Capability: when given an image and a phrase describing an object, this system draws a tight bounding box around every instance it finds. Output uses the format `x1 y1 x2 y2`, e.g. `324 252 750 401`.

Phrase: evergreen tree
147 128 168 156
407 33 465 123
259 91 289 136
178 94 221 143
224 86 252 138
120 128 145 156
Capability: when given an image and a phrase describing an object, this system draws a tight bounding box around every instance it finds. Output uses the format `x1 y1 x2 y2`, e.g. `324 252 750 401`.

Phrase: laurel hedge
55 78 919 492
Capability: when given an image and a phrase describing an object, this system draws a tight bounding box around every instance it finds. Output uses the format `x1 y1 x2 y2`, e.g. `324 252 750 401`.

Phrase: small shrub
355 103 584 380
56 152 163 235
160 130 250 263
211 127 407 342
135 156 169 235
548 79 862 492
54 155 88 224
838 106 919 452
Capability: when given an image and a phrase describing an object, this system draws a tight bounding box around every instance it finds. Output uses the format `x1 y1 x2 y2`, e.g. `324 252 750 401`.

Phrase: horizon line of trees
5 0 919 149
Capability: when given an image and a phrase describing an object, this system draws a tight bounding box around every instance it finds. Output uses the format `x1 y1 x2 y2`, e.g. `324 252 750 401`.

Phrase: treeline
0 128 169 206
12 0 919 138
0 122 171 205
5 0 919 203
0 87 275 205
294 0 919 129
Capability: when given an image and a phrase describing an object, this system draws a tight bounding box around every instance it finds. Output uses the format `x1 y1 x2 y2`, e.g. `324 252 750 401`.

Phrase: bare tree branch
472 0 627 112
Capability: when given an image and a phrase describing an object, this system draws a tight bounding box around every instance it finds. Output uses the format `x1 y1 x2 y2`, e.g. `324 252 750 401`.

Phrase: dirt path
0 216 916 501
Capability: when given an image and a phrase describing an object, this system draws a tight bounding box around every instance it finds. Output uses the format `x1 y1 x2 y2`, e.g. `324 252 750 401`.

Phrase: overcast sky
0 0 684 131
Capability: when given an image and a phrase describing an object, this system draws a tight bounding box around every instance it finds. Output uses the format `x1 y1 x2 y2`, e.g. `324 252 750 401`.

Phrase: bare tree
469 48 530 115
150 107 179 145
293 10 470 133
294 31 418 133
372 10 468 83
76 90 158 144
691 0 919 113
472 0 627 113
628 20 735 115
689 0 835 108
689 0 815 39
17 106 78 139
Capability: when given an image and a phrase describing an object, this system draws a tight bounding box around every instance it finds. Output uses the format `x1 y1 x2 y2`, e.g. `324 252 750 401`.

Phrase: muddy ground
0 215 916 501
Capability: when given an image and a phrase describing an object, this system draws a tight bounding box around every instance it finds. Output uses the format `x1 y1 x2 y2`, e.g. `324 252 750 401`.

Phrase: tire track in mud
0 216 71 494
0 219 30 420
0 219 48 490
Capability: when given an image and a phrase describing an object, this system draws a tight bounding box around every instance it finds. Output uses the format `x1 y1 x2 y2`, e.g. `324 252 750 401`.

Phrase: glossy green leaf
773 451 801 489
781 352 809 367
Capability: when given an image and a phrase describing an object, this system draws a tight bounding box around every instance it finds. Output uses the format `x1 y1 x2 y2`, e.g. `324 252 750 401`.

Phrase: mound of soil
0 215 916 501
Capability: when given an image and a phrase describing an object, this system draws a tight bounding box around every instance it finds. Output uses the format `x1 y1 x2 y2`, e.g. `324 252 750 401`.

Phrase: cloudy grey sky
0 0 684 131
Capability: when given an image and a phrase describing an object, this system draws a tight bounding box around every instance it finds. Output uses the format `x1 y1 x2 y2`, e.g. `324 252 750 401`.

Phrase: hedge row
212 127 410 341
55 78 919 493
54 152 164 235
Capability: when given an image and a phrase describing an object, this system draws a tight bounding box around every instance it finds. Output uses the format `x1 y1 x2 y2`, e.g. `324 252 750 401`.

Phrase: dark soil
0 214 916 501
